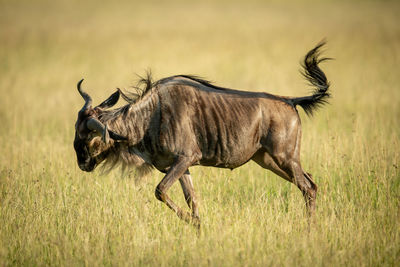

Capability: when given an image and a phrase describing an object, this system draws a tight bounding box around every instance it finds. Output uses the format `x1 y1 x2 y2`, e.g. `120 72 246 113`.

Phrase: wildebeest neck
99 92 160 147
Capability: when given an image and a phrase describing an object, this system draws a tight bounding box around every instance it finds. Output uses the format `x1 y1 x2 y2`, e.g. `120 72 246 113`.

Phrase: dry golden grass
0 0 399 266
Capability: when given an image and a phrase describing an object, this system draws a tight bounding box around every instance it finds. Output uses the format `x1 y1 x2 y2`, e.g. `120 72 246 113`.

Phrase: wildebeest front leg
155 157 199 227
179 172 200 225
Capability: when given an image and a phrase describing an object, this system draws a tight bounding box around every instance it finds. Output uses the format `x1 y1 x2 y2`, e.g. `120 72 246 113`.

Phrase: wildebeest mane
98 72 155 122
156 74 289 103
117 71 155 104
155 74 226 91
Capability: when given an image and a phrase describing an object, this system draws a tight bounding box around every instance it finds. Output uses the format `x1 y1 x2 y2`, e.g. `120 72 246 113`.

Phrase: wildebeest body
74 41 331 227
129 77 297 172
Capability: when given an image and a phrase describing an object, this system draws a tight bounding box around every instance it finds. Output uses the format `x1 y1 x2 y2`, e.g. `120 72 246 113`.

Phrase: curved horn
87 118 127 143
77 79 92 111
86 118 106 134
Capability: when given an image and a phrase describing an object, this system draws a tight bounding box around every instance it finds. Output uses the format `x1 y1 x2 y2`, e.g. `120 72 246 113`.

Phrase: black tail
290 41 332 116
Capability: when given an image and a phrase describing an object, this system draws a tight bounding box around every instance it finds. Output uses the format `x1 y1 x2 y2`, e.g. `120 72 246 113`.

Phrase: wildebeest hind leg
252 150 292 182
301 171 317 216
252 151 317 216
281 162 318 217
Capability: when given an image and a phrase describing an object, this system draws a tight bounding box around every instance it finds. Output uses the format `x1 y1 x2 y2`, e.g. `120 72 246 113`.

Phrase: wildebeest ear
96 91 120 109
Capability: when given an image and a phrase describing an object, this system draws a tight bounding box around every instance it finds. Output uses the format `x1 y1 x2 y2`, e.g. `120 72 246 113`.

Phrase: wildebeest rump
73 41 331 227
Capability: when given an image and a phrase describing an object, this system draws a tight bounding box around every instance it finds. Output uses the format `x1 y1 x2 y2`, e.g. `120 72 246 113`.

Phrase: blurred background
0 0 399 266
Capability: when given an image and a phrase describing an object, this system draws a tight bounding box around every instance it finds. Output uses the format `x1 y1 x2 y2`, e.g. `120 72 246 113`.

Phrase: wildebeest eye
74 119 91 139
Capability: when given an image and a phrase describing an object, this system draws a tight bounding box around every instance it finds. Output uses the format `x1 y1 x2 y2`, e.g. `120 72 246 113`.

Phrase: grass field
1 0 399 266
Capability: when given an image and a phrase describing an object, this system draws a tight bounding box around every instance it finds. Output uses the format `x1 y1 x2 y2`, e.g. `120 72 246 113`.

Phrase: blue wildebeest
73 42 331 227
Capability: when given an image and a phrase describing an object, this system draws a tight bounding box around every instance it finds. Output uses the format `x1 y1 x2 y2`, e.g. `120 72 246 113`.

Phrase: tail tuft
292 40 332 116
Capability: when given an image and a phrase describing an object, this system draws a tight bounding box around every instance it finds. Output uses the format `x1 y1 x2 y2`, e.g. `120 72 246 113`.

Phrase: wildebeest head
74 79 127 172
